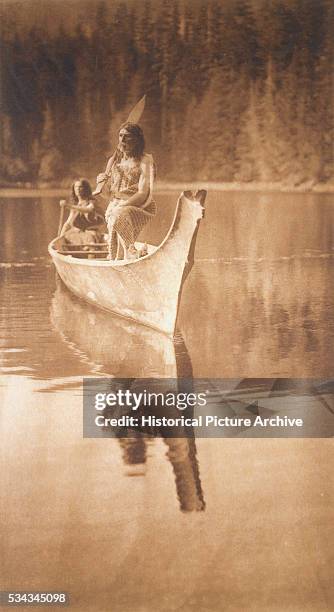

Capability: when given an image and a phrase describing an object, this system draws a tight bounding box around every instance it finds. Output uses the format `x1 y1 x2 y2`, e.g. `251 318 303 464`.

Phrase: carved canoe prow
48 190 207 335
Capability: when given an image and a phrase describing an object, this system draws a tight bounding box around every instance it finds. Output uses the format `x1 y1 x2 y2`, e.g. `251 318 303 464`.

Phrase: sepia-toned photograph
1 0 334 610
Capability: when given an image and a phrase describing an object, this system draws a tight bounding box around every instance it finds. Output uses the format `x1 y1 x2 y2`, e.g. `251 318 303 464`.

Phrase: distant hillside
1 0 333 186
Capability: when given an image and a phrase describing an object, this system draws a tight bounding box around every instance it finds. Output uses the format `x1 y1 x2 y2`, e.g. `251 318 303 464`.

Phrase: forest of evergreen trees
0 0 333 186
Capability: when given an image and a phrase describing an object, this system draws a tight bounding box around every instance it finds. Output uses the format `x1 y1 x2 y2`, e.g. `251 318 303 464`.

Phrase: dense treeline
0 0 333 185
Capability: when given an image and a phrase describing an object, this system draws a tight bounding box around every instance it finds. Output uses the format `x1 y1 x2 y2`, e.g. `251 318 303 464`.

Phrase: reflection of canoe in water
50 281 183 378
50 282 205 511
48 190 206 336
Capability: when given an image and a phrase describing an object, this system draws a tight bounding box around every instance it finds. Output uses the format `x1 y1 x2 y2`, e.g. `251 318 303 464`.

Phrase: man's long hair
118 122 145 161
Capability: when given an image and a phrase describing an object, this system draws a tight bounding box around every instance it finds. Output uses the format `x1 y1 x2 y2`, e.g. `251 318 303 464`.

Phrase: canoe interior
52 234 157 261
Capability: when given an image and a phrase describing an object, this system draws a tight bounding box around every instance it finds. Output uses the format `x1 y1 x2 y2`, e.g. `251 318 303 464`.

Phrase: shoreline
1 181 334 198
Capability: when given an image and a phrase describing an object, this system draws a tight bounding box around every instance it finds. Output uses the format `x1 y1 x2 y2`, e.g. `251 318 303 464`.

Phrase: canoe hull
48 192 205 336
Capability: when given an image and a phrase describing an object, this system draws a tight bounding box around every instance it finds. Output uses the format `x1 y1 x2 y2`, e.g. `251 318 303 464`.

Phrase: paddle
93 95 146 196
126 94 146 124
57 200 66 236
57 199 97 236
59 200 92 211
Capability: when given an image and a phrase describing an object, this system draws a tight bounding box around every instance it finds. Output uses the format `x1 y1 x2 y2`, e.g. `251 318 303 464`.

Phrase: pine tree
180 65 240 181
72 25 96 166
37 104 63 182
257 58 291 182
235 84 262 182
0 114 28 182
314 5 334 182
208 1 223 67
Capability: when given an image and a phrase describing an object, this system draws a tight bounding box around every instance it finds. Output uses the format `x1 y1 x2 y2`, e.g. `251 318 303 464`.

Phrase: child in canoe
60 178 105 237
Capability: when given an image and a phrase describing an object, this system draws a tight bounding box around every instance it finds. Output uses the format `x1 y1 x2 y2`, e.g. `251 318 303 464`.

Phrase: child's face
74 181 83 198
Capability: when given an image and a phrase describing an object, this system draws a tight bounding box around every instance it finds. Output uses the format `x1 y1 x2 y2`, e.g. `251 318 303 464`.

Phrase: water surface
1 190 334 378
1 191 334 611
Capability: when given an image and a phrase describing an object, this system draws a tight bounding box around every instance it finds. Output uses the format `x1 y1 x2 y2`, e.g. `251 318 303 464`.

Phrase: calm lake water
1 190 334 378
1 190 334 611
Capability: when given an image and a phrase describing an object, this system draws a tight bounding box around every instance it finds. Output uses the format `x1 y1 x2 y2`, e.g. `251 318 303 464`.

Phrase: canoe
48 190 207 335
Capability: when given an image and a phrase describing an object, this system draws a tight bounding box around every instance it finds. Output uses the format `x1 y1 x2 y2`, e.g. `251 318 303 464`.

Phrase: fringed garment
104 153 156 259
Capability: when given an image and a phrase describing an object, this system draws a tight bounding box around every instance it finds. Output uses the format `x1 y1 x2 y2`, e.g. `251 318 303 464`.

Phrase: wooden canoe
48 190 207 336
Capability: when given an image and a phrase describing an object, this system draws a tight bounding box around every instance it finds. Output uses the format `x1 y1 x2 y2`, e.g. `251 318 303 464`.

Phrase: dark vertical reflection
118 436 147 476
164 437 205 512
116 432 205 511
116 433 205 511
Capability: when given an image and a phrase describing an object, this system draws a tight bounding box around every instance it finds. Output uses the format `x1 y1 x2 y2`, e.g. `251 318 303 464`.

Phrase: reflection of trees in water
1 198 59 262
198 193 334 263
180 253 334 377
